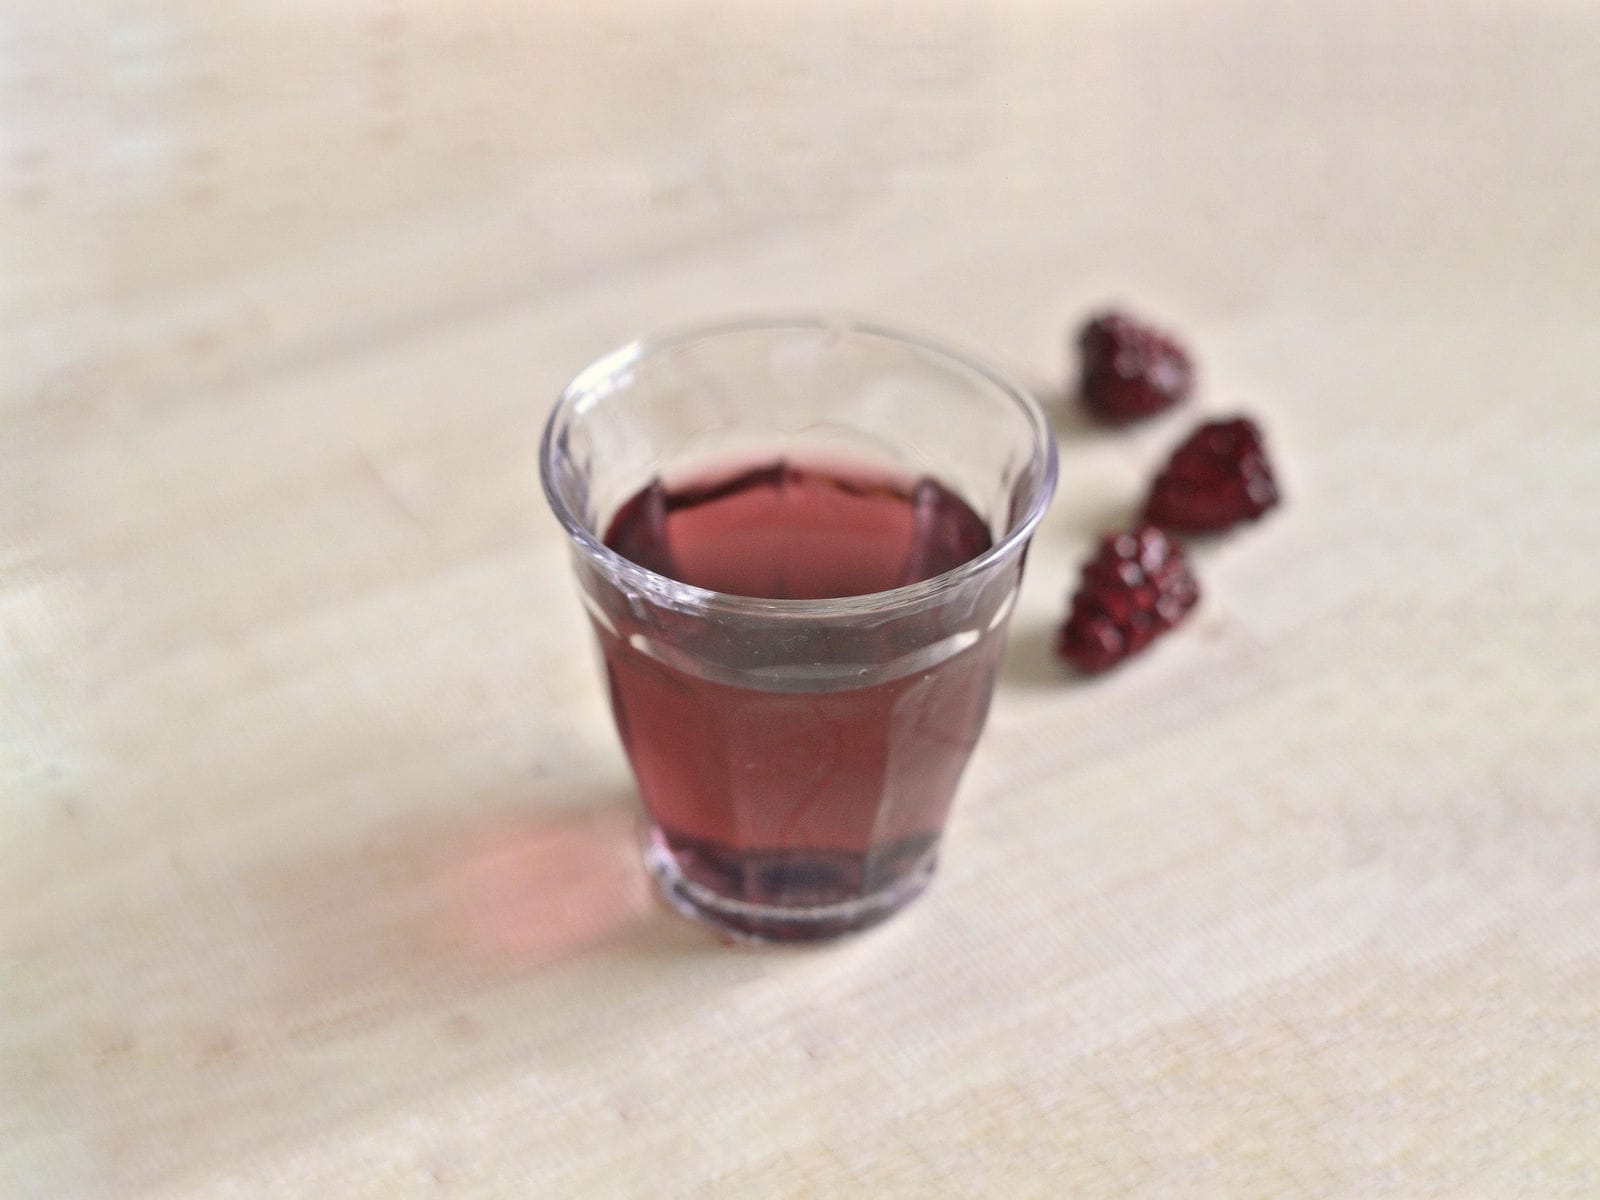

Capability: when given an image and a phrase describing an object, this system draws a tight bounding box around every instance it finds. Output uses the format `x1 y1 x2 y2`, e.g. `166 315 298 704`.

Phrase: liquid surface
604 458 993 598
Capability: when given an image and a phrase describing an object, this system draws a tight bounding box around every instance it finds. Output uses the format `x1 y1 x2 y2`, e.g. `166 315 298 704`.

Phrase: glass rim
539 313 1059 618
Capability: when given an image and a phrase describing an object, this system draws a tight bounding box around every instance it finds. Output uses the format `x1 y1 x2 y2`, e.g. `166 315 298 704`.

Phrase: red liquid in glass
599 459 1005 932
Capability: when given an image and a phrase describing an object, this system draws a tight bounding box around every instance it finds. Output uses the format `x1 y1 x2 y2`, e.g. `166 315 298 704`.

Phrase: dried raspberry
1077 310 1194 424
1056 525 1199 673
1143 416 1280 533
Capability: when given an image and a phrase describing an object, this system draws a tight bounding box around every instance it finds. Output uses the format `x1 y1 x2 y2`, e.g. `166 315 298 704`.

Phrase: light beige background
5 3 1599 1197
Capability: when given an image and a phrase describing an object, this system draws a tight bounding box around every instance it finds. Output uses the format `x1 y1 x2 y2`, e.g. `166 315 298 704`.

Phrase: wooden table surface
5 4 1599 1196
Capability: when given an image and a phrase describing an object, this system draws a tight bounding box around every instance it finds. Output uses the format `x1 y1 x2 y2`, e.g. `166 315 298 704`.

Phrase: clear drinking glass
540 317 1057 941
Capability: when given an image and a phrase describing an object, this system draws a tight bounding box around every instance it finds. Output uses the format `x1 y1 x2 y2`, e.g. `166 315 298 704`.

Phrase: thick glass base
643 826 939 943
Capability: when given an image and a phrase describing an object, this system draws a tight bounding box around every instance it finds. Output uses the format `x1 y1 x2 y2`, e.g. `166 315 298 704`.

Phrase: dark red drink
598 458 1004 937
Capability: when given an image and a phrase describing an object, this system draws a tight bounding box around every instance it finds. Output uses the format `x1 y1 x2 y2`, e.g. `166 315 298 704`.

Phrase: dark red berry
1143 416 1280 533
1077 310 1194 424
1056 525 1200 673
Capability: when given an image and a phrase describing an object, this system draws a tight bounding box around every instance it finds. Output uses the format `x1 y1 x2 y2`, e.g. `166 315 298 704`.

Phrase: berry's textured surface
1077 310 1194 423
1144 416 1280 532
1056 525 1200 674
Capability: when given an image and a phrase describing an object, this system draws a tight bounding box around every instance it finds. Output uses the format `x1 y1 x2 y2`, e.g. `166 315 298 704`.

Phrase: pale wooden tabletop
5 4 1599 1197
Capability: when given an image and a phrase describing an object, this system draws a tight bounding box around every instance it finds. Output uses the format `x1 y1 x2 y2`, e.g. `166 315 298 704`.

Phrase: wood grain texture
4 3 1599 1196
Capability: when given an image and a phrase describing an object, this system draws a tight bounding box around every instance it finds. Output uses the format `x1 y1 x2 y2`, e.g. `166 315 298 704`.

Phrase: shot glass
540 317 1057 941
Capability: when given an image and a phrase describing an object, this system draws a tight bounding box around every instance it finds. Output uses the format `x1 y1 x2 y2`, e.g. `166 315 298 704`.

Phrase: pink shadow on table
436 806 657 967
